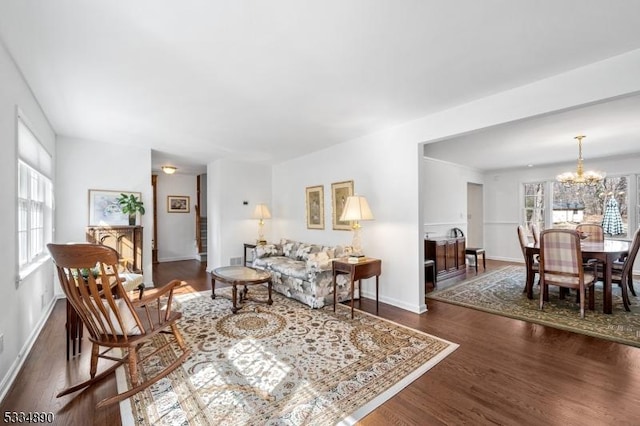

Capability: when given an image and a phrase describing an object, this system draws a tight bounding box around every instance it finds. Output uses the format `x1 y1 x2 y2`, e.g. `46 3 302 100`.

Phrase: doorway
466 183 484 258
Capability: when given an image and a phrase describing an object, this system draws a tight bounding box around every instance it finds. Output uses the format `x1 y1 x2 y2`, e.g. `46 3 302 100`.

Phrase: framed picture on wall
331 180 354 230
167 195 190 213
88 189 140 226
305 185 324 229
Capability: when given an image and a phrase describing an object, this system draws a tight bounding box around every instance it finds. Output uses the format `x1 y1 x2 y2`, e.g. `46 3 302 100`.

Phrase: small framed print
305 185 324 229
331 180 354 230
167 195 190 213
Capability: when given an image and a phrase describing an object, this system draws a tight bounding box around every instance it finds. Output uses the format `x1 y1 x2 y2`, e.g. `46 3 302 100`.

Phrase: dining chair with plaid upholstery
539 229 596 318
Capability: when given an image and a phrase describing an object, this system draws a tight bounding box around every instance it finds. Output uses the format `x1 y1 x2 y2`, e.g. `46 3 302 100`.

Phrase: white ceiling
423 93 640 171
1 1 640 174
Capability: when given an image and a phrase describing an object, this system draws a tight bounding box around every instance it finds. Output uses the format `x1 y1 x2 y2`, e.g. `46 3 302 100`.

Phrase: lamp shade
252 204 271 220
161 166 177 175
339 196 374 221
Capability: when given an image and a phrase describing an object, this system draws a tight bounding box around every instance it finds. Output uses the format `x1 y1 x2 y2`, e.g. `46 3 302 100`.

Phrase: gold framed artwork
167 195 190 213
331 180 354 230
305 185 324 229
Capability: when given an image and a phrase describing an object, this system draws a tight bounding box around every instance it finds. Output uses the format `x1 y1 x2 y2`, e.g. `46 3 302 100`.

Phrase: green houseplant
116 193 145 226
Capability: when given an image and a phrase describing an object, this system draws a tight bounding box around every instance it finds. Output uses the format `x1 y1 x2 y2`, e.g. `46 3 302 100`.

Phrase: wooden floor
2 259 640 425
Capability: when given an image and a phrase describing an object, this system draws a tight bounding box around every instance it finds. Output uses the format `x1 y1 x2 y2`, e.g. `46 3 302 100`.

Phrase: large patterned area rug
118 288 458 425
427 265 640 347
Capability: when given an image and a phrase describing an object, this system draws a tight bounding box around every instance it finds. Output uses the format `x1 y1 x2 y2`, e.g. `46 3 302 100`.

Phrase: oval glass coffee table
211 266 272 313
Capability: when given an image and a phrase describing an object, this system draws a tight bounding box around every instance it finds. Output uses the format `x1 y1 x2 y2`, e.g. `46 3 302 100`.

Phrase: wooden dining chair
48 243 191 409
517 225 539 293
530 223 541 246
576 223 605 275
576 223 604 242
539 229 596 318
601 227 640 311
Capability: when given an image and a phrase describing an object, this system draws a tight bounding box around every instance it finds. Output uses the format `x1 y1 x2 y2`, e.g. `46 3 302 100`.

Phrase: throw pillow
281 239 300 259
295 243 321 261
306 251 332 272
321 246 336 259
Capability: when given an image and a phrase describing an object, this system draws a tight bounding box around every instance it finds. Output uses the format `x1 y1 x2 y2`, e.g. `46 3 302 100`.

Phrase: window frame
522 181 545 235
16 113 54 281
551 174 629 238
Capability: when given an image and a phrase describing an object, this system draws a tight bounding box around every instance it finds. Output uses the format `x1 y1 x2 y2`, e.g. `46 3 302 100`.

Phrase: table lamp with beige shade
252 203 271 245
339 195 374 256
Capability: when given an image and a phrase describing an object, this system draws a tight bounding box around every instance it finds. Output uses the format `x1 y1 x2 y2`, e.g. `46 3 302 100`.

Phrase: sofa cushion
260 256 308 280
254 243 283 258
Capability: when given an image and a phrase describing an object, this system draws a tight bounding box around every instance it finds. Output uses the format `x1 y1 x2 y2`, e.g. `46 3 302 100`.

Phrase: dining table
524 239 630 314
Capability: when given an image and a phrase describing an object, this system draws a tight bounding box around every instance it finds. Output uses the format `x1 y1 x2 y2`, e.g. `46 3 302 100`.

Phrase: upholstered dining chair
48 243 191 409
539 229 596 318
601 227 640 311
517 225 539 293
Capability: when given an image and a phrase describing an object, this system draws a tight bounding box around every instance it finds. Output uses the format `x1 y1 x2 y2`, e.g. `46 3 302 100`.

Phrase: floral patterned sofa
251 239 356 308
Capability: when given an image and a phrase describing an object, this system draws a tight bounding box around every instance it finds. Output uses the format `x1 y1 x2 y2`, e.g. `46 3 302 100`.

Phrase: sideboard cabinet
424 237 466 281
86 226 143 273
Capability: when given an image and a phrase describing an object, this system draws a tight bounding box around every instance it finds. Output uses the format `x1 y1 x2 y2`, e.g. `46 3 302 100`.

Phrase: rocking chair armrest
131 279 185 307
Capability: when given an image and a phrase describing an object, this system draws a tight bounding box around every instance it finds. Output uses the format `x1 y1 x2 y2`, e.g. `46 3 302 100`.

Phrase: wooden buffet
86 226 143 273
425 236 466 281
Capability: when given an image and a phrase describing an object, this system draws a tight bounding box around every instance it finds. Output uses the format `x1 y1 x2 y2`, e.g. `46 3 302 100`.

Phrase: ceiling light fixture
162 166 177 175
556 135 605 186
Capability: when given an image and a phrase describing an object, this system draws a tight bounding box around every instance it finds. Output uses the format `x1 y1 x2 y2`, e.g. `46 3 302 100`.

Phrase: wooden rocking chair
48 243 190 408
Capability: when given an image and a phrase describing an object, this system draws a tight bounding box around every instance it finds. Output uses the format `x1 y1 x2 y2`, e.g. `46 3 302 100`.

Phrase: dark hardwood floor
2 259 639 425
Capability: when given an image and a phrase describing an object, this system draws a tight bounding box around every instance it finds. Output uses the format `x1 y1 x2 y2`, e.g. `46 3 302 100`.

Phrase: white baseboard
360 289 425 314
0 296 58 402
488 256 523 263
158 255 198 263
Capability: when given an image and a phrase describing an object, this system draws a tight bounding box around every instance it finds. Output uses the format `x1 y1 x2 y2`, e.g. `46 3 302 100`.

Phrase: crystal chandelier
556 135 605 186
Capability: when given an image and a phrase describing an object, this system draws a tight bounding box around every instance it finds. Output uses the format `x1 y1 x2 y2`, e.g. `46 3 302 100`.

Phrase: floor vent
230 257 242 266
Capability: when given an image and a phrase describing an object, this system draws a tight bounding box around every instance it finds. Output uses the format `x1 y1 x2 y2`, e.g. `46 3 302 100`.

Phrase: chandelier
556 135 605 186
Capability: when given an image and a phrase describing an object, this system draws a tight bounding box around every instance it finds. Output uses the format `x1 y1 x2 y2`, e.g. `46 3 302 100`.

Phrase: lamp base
256 239 267 245
350 225 363 256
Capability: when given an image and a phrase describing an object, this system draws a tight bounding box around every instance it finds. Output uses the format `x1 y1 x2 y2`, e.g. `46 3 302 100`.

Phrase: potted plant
117 193 145 226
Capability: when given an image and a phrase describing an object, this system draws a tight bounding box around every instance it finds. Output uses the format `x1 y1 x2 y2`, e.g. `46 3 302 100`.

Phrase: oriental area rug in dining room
117 288 458 425
427 265 640 347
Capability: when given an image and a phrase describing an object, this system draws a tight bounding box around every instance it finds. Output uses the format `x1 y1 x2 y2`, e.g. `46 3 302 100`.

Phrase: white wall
156 173 198 262
422 158 484 238
272 130 422 313
55 137 153 284
0 42 56 398
272 49 640 314
207 159 272 270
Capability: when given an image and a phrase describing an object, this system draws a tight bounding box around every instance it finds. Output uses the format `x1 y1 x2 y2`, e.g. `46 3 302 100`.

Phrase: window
18 161 52 267
552 176 628 237
523 182 545 232
17 115 53 278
